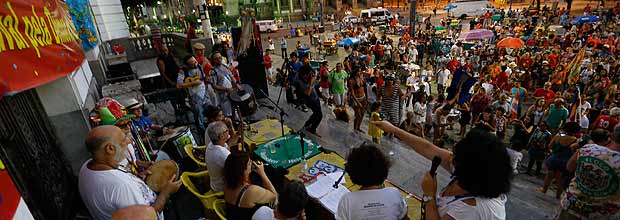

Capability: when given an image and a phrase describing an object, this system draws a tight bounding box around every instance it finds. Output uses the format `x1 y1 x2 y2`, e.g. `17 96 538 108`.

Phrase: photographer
295 64 323 137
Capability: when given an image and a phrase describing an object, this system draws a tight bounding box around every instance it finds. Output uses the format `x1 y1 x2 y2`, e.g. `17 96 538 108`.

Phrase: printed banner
0 0 86 97
0 160 35 220
66 0 98 51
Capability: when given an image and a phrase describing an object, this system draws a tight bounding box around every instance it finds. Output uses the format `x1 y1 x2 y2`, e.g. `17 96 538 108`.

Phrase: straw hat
193 43 206 49
125 98 143 110
508 62 517 68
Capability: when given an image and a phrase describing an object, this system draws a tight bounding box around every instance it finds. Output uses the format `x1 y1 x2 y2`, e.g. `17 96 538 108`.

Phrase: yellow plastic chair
181 170 223 211
184 144 207 167
213 199 227 220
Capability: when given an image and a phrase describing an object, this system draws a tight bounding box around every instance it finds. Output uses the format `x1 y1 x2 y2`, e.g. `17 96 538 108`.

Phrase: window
371 11 384 17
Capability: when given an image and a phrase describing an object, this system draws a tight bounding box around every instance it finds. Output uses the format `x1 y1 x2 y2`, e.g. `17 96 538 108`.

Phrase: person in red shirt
496 68 508 91
547 51 558 68
263 50 273 84
533 82 556 106
593 107 620 132
185 23 197 54
447 57 461 73
193 43 210 70
403 32 411 43
318 61 330 104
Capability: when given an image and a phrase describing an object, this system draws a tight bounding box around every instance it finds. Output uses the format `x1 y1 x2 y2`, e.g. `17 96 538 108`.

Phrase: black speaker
231 27 242 53
231 24 268 99
237 44 268 99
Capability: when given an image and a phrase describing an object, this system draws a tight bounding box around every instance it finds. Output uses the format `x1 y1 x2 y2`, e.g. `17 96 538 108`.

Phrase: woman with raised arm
372 121 513 220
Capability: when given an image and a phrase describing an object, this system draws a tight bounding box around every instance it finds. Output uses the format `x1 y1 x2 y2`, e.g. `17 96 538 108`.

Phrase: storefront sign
0 0 86 97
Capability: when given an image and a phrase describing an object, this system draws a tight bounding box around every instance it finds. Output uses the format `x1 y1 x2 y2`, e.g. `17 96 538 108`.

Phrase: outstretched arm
372 121 454 172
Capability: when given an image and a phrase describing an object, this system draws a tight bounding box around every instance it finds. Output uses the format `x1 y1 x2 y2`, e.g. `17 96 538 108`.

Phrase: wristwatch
423 195 436 202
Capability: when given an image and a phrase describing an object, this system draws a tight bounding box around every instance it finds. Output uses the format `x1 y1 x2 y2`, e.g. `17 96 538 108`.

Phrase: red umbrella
497 37 525 48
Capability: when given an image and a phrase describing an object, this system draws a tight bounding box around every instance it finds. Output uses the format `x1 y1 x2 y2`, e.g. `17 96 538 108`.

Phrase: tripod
257 89 288 137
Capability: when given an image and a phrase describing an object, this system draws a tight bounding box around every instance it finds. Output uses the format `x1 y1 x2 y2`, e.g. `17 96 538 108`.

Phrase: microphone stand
258 88 289 137
294 128 308 173
332 170 346 188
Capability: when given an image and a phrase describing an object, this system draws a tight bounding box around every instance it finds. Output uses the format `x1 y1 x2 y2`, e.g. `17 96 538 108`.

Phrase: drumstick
143 134 156 160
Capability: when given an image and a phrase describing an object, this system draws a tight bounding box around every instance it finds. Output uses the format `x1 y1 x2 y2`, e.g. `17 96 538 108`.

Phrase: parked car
342 15 359 24
257 20 278 32
360 8 393 25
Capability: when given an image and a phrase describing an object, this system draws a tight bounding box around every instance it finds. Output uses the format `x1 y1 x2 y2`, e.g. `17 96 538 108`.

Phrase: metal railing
104 33 189 62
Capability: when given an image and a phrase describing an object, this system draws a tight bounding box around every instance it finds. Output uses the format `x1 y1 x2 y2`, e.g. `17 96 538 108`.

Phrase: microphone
421 156 443 220
430 156 442 177
333 171 346 188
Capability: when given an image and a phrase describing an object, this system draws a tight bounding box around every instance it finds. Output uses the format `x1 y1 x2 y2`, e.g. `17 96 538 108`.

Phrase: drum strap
184 65 206 81
213 64 232 85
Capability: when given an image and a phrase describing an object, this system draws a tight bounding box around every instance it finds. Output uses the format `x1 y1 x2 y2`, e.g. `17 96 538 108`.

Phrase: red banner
0 0 86 96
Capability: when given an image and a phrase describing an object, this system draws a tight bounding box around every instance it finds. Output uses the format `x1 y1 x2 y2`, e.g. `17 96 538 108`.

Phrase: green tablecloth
254 134 321 169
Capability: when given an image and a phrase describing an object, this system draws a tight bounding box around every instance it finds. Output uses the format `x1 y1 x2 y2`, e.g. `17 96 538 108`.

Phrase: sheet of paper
326 171 346 185
305 175 335 199
319 186 350 214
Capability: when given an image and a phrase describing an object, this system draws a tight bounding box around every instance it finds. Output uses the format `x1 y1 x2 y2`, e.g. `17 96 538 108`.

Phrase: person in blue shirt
285 53 308 111
127 100 161 133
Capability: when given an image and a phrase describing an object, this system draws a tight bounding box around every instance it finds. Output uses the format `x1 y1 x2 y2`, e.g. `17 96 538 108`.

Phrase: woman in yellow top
368 102 384 143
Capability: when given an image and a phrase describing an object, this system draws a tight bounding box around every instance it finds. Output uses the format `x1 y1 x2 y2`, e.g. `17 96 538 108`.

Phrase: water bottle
270 143 278 154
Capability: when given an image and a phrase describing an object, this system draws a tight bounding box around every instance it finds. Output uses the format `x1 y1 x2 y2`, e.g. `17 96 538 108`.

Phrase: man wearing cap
126 100 161 133
193 43 213 74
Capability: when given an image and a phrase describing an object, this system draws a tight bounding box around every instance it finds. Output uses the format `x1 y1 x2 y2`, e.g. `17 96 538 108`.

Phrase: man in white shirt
450 42 462 56
384 43 393 60
409 45 418 63
252 180 309 220
79 126 181 220
406 72 418 93
437 67 450 95
205 121 231 192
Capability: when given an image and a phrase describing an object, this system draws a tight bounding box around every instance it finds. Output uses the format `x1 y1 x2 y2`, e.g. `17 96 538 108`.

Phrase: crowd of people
280 2 620 220
75 3 620 220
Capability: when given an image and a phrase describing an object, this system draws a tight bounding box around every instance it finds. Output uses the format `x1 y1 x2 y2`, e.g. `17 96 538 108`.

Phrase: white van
360 8 393 25
257 20 278 32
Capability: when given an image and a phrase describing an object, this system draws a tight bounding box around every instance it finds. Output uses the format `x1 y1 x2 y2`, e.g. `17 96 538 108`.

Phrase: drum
229 84 257 116
146 160 179 192
157 126 197 160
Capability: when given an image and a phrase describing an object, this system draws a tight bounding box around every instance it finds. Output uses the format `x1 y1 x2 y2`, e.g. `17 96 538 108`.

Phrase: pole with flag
569 87 581 123
565 47 586 84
